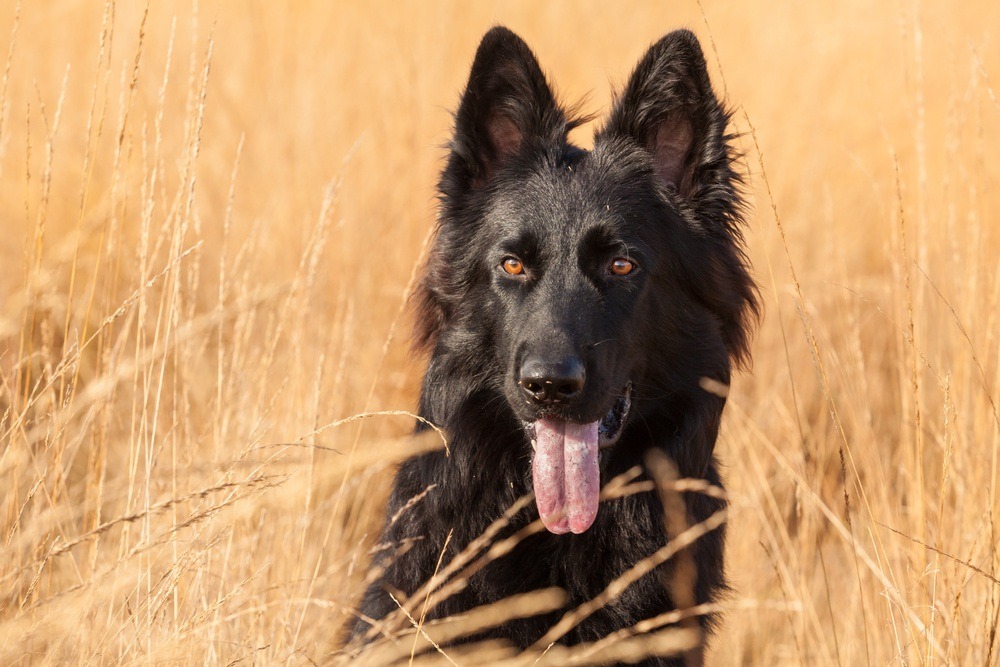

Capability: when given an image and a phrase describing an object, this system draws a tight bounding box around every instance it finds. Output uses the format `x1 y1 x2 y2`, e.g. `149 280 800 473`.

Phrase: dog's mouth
597 382 632 449
523 383 632 535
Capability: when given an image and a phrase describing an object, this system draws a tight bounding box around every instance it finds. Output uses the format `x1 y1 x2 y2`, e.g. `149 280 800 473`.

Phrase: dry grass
1 0 999 664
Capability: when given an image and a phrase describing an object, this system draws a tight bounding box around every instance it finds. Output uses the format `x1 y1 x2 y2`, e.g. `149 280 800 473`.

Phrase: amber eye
502 257 525 276
609 258 635 276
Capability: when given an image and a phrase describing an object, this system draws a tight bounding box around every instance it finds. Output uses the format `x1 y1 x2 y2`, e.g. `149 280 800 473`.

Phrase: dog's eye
501 257 525 276
609 258 636 276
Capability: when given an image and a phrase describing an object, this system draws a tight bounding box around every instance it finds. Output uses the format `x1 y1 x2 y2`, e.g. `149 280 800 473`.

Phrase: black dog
351 26 757 664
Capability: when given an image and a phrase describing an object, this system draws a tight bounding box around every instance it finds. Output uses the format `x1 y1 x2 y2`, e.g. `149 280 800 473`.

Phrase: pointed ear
600 31 759 368
442 27 568 198
598 30 733 203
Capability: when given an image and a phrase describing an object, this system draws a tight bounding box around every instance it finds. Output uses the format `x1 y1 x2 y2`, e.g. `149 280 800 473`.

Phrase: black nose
518 356 586 405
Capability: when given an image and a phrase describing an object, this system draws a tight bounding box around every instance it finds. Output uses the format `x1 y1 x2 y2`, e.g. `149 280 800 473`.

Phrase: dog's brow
498 229 541 257
578 223 626 254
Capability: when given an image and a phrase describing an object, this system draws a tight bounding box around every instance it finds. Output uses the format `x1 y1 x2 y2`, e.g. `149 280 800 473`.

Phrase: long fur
351 26 759 665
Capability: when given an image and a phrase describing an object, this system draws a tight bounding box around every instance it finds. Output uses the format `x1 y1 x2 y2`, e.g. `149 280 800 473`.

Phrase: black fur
350 26 758 665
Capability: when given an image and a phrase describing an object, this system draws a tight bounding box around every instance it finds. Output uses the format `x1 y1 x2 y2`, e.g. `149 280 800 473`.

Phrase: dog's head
415 27 757 534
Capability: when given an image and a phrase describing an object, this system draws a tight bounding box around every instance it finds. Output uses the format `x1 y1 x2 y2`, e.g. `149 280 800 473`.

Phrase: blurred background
1 1 998 664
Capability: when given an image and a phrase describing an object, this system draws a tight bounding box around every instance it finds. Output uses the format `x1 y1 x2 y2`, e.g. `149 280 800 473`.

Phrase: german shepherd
352 26 758 665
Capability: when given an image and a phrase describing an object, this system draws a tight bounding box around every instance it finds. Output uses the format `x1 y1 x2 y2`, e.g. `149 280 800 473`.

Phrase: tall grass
1 0 998 664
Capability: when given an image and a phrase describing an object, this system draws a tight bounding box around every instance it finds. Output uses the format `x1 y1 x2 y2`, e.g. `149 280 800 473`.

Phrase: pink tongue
531 417 601 534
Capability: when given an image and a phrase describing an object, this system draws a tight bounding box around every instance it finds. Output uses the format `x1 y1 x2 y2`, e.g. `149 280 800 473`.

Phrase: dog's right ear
419 28 566 353
441 27 567 199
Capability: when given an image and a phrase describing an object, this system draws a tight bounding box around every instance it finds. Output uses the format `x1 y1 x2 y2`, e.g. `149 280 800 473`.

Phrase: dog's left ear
601 31 759 368
598 30 734 205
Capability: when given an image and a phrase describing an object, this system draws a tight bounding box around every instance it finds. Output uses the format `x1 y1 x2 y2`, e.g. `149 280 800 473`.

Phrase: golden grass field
2 0 999 664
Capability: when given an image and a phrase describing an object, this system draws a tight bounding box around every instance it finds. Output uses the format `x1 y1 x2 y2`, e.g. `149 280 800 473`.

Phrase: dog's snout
518 356 586 405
